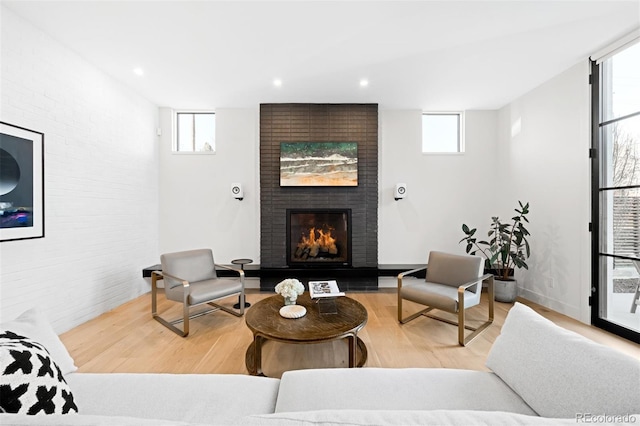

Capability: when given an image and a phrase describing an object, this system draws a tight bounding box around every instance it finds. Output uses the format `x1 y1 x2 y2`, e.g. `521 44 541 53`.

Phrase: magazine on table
309 280 345 298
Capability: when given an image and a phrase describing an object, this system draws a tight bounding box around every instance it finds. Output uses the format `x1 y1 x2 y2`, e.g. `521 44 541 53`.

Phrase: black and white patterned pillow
0 331 78 415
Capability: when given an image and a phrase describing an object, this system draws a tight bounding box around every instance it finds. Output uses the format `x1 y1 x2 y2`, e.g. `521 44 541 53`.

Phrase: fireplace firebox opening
286 209 352 267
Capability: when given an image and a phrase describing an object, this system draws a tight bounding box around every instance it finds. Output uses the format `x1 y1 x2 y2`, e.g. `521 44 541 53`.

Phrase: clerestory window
174 111 215 153
422 112 464 153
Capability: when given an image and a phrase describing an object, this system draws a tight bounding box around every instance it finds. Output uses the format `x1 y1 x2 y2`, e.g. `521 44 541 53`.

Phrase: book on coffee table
309 280 345 299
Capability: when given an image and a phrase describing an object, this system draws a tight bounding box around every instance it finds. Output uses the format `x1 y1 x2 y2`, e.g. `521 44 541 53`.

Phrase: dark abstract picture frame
280 142 358 187
0 122 44 242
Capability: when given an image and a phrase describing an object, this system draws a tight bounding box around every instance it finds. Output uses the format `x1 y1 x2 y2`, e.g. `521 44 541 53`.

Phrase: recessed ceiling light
359 79 369 87
273 79 282 87
133 67 144 76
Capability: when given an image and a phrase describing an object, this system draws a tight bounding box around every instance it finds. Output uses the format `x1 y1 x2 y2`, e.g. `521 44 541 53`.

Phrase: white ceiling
4 1 640 110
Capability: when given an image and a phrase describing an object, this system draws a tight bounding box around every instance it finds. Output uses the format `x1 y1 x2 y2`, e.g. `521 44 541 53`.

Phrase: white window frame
173 110 216 154
421 111 465 154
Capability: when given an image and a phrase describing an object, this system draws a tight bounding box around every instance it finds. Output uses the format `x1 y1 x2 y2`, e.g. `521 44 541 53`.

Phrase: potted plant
459 201 531 302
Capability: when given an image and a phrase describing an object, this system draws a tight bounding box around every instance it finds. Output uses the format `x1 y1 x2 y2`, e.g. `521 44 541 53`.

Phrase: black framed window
591 40 640 342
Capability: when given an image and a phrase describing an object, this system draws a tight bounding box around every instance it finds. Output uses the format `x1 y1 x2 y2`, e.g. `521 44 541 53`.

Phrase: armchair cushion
425 251 483 290
161 249 217 289
401 281 479 312
183 278 243 305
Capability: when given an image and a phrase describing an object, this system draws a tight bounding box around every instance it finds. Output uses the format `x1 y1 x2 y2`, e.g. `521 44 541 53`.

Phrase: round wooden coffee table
245 293 368 376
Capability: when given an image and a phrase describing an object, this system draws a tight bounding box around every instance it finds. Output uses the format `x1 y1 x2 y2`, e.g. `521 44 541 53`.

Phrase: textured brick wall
0 8 159 332
260 104 378 268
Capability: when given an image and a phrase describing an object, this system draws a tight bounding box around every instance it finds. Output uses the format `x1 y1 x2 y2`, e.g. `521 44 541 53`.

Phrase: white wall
158 108 260 264
1 2 593 331
0 7 160 333
157 108 502 267
497 61 592 322
160 104 594 308
378 110 501 263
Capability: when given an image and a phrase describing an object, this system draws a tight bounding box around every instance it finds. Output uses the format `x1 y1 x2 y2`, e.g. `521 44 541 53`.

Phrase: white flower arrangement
275 278 304 300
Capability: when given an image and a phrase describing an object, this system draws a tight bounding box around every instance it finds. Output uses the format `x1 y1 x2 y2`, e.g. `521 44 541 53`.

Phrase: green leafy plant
459 201 531 280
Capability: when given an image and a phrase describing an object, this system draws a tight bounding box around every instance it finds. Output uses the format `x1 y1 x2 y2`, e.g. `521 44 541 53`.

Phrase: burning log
294 226 339 260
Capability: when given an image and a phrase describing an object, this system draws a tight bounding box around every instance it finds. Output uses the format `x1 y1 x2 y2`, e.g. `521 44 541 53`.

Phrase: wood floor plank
60 289 639 378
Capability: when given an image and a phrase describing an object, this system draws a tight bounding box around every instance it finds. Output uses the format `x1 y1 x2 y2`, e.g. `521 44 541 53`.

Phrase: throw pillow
0 331 78 415
0 308 77 375
486 302 640 418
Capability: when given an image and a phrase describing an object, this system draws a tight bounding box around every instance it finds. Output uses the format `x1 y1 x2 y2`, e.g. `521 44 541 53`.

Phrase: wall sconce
231 183 244 201
394 183 407 201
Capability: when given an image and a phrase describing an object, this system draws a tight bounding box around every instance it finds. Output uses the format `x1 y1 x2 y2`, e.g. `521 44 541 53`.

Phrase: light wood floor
60 289 640 378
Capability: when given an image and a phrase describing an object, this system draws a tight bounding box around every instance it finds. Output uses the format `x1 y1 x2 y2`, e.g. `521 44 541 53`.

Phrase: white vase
283 296 296 306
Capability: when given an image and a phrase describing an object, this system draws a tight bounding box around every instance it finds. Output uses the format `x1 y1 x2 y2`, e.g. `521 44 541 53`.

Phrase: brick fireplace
259 104 378 290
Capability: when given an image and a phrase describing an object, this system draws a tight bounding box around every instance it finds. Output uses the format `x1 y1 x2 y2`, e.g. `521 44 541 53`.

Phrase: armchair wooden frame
151 264 245 337
397 267 495 346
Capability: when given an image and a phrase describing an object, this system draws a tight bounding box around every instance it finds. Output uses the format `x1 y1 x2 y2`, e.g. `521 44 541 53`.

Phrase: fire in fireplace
286 209 351 267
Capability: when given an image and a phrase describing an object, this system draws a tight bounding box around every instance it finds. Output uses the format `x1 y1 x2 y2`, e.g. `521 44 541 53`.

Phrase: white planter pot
494 278 517 303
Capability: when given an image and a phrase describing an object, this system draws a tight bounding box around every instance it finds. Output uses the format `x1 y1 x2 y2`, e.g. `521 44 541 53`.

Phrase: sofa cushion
0 308 77 375
0 331 78 415
275 367 536 415
66 373 280 424
0 413 204 425
486 302 640 418
251 409 585 425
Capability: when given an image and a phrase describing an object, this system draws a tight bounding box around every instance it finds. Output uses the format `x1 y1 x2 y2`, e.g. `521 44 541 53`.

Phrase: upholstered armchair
397 251 494 346
151 248 245 337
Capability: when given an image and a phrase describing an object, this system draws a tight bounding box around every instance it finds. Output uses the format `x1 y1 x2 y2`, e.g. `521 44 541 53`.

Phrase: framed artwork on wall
280 141 358 187
0 122 44 242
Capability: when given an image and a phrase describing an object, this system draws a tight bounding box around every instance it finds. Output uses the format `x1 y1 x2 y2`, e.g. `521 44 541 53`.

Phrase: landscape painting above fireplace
280 142 357 187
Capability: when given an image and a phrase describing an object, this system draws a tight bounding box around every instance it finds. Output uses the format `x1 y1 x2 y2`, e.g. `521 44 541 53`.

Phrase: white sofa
1 303 638 425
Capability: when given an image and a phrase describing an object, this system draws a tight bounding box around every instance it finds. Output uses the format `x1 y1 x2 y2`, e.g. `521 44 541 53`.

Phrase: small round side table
231 258 253 309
